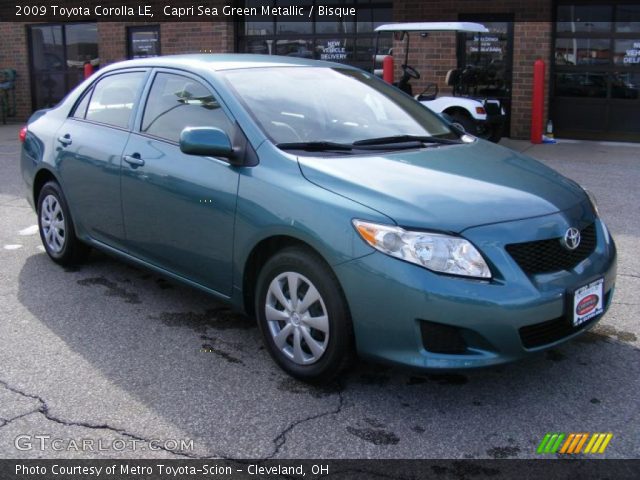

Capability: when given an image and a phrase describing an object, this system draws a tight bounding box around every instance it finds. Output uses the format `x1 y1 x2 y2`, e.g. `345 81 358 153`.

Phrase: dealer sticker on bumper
573 278 604 327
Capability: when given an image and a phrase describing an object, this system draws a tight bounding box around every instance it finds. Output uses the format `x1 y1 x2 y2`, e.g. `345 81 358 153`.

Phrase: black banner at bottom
1 459 639 480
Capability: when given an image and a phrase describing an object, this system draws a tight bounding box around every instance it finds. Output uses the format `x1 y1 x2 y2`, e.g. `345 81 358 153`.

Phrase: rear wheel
487 123 503 143
476 121 503 143
255 247 354 383
448 112 478 136
37 181 89 266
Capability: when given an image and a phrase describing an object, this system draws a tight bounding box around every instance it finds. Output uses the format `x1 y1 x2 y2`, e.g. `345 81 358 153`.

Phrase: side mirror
179 127 234 158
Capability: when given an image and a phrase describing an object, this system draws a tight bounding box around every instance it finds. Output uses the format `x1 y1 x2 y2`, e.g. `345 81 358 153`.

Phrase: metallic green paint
21 54 617 372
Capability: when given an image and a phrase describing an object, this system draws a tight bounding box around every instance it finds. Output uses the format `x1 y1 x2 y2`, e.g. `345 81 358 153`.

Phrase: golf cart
373 22 506 143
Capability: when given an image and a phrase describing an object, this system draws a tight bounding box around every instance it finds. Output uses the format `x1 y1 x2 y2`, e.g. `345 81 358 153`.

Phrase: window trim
68 69 150 131
70 86 94 119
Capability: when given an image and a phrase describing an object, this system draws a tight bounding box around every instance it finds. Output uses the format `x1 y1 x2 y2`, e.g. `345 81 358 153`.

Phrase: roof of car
102 54 357 72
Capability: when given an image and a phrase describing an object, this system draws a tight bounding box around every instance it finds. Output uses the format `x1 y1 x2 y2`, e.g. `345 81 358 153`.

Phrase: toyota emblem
563 227 581 250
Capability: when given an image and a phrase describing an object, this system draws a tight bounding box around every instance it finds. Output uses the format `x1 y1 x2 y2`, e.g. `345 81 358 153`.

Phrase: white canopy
374 22 489 33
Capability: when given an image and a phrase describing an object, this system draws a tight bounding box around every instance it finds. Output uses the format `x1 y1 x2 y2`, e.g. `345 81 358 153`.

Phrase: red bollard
530 59 545 144
382 55 394 84
83 62 94 79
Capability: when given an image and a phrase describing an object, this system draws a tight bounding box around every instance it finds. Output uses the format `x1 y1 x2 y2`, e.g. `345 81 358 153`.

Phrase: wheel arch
241 234 337 318
33 167 61 208
443 106 474 120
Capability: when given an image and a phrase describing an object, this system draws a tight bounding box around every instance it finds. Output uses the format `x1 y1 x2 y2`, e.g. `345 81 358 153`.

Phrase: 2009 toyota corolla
21 54 616 382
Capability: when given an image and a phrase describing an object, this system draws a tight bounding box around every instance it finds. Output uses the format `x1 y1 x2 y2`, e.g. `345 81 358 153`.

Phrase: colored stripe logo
537 433 613 454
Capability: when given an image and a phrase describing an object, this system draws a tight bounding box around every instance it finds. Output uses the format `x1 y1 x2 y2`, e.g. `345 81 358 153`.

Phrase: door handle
123 154 145 168
57 135 72 146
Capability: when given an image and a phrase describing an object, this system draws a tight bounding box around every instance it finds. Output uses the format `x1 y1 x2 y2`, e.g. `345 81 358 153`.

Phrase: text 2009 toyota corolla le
21 55 616 382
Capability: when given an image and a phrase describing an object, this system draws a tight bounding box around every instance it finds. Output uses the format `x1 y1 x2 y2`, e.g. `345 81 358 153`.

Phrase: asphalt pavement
0 124 638 459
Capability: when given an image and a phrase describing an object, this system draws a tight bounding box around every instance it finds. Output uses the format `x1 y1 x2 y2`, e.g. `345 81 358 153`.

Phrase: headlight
584 188 599 216
353 220 491 279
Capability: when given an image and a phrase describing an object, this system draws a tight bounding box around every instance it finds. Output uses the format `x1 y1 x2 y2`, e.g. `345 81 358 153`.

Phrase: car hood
297 140 586 232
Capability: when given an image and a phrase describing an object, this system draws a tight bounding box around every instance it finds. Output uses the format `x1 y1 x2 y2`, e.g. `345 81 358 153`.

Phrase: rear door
120 70 240 295
55 70 148 250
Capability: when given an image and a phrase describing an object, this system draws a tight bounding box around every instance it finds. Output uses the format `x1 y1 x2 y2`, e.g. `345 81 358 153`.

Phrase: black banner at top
1 0 566 23
4 1 365 23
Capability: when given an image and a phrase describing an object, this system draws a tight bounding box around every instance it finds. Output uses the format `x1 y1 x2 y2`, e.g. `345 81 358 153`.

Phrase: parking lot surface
0 124 638 459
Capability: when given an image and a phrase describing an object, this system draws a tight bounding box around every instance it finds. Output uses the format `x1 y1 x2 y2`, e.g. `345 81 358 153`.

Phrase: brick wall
99 22 234 66
2 0 553 137
393 0 553 139
0 23 31 123
0 20 234 122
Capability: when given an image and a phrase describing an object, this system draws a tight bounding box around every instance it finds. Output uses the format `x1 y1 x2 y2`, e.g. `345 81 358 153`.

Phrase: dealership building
1 0 639 141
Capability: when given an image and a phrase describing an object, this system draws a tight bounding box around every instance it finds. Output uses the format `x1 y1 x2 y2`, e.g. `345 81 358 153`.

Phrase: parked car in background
21 54 616 382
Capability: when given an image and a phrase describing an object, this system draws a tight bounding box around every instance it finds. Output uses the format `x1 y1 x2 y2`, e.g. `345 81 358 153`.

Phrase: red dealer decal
576 294 599 316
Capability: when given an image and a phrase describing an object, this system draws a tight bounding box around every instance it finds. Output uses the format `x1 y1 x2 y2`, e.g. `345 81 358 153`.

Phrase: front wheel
255 247 354 383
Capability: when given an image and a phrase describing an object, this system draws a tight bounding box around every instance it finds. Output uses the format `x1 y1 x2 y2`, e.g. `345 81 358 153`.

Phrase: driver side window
141 72 233 144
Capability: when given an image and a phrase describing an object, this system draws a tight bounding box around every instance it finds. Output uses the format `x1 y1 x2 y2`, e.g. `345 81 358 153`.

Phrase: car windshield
220 66 457 149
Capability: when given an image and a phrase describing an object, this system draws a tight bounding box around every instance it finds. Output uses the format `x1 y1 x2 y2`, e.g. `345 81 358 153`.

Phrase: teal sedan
21 55 616 382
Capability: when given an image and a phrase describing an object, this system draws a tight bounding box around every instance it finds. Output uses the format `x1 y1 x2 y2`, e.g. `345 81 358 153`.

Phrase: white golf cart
373 22 506 143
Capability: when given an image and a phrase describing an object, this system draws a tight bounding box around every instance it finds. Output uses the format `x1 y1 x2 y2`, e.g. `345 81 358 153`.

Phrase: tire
255 247 354 383
448 112 478 136
474 121 503 143
37 180 89 266
487 123 503 143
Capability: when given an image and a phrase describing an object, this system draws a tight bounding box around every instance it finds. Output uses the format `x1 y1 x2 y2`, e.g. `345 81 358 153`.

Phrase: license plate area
571 278 604 327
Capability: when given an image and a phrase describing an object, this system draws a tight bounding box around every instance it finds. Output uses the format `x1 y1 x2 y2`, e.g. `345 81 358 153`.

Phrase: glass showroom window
552 3 640 140
237 0 391 71
28 23 98 110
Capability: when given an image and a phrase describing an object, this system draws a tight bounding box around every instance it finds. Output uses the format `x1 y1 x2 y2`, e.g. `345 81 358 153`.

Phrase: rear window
85 72 146 129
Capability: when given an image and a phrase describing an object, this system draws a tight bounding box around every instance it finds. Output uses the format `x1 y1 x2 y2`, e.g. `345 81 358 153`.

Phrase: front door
121 71 239 295
457 16 514 136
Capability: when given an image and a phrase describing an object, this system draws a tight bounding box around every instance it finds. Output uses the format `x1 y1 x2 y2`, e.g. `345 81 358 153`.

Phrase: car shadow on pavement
14 249 640 459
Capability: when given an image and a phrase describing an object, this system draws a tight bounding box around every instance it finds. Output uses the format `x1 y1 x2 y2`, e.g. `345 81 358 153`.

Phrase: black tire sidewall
37 181 80 265
488 123 503 143
450 113 479 136
255 247 352 383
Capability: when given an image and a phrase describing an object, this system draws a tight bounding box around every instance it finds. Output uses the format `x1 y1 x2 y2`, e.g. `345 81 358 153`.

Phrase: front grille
519 290 611 349
419 320 467 354
506 223 597 275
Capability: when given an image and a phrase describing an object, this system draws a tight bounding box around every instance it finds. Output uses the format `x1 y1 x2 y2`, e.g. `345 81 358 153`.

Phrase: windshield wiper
276 141 353 152
353 134 462 146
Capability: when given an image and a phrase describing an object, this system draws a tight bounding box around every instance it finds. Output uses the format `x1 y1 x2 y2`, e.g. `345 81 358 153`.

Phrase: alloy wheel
265 271 329 365
40 194 66 254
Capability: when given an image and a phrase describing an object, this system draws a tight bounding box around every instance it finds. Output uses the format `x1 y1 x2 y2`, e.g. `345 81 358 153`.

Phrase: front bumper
334 213 617 371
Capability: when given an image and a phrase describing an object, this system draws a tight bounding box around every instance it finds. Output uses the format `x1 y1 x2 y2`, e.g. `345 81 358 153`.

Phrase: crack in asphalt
619 273 640 279
0 410 42 429
1 377 351 461
0 378 217 460
267 381 345 459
